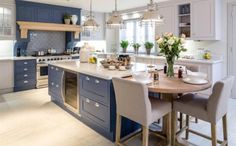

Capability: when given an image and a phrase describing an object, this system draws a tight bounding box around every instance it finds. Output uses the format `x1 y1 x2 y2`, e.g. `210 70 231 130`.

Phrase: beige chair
173 76 235 146
112 77 172 146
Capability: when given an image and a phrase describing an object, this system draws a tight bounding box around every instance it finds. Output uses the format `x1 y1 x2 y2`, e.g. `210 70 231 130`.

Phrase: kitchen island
48 61 148 141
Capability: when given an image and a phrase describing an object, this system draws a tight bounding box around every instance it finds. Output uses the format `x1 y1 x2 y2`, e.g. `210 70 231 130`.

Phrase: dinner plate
183 77 208 85
133 79 153 84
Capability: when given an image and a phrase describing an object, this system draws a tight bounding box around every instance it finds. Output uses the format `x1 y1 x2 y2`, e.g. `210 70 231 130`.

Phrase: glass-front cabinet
0 5 14 39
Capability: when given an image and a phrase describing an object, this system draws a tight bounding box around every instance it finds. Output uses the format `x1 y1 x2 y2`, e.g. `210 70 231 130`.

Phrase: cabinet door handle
95 79 100 84
24 62 28 65
55 68 58 71
51 66 54 70
86 98 90 103
24 80 28 84
95 103 100 108
51 82 54 86
56 84 59 88
24 74 28 77
24 68 28 71
86 77 90 81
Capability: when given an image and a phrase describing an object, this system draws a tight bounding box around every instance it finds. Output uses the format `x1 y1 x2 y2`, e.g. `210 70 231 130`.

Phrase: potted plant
144 41 154 55
157 33 187 77
132 43 141 54
64 13 71 24
120 40 129 53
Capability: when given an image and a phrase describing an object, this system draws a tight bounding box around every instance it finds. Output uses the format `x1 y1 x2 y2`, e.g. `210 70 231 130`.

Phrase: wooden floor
0 88 236 146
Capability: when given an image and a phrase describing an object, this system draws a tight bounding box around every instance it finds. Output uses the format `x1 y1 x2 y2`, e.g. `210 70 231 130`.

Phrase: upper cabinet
158 0 221 40
0 4 15 40
191 0 221 40
156 4 177 37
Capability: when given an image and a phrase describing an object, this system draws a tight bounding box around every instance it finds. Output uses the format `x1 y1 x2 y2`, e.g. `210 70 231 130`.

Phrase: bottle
178 67 183 78
153 69 159 83
17 48 21 57
164 63 167 74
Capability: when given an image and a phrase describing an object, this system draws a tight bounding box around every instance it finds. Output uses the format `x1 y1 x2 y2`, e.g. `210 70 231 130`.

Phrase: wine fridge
62 71 79 113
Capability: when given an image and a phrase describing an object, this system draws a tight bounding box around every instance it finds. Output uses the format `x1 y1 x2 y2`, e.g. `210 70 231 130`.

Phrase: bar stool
173 76 235 146
112 77 172 146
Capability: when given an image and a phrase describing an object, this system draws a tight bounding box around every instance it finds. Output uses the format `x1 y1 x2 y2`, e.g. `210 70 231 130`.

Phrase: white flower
167 38 175 45
180 38 185 44
168 45 172 51
157 38 164 44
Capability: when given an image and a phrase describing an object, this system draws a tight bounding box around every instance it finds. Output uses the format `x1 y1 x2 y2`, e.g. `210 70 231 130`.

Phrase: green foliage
64 13 71 19
120 40 129 49
132 43 141 49
144 42 154 50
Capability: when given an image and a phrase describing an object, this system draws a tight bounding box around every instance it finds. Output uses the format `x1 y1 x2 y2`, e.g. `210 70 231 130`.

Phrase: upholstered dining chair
174 76 235 146
112 77 172 146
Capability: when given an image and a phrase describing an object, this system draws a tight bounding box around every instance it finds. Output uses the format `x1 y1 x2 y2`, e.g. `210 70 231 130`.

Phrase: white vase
71 15 78 25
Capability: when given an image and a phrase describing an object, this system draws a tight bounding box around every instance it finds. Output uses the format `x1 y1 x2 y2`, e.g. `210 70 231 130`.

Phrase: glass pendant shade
82 0 99 31
106 0 125 29
140 0 164 25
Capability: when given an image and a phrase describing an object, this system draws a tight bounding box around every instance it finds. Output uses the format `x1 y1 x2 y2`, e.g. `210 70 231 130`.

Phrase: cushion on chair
173 93 209 122
149 98 172 121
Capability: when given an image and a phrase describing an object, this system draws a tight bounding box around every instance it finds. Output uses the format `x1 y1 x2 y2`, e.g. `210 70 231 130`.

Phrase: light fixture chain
115 0 117 11
90 0 92 17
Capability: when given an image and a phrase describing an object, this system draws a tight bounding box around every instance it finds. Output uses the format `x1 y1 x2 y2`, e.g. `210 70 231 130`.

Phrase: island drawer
80 96 110 129
80 74 109 105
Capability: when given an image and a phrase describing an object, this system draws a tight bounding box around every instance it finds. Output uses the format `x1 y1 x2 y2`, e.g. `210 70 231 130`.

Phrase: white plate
133 79 153 84
183 77 208 85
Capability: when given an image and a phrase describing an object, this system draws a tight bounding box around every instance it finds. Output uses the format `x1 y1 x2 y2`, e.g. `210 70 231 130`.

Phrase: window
119 19 156 53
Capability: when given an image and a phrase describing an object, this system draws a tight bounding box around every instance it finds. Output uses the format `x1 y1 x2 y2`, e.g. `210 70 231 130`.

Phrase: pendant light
106 0 124 29
82 0 99 31
140 0 164 25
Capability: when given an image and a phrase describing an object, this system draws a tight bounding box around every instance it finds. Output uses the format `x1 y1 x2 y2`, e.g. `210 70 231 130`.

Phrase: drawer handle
95 79 100 84
95 103 100 108
86 77 90 81
24 74 28 77
55 68 58 71
56 84 59 88
51 66 54 70
86 98 90 103
24 62 28 65
24 68 28 71
51 82 54 86
24 80 28 84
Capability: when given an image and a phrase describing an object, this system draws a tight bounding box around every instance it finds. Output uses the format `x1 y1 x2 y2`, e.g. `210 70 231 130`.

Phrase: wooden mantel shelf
17 21 81 39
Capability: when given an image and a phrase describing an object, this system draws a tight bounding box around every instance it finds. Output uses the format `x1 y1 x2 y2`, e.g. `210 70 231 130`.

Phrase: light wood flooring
0 88 236 146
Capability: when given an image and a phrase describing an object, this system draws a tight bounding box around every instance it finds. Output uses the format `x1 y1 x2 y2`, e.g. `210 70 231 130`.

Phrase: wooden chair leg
211 123 217 146
167 113 172 146
116 114 121 146
185 115 190 140
179 113 183 130
142 126 149 146
171 111 177 146
223 114 228 146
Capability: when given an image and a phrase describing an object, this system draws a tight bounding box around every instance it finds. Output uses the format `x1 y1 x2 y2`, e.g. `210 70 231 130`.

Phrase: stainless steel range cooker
36 55 72 88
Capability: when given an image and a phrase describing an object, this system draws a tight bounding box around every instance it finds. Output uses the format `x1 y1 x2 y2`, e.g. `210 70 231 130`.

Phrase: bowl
132 72 151 83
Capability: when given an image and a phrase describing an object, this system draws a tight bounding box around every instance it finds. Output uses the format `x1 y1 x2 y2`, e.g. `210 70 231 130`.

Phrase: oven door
37 63 48 80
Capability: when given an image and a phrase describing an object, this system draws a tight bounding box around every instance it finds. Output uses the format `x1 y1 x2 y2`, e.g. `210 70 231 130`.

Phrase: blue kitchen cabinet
14 59 36 92
36 6 53 22
48 65 64 104
79 74 140 141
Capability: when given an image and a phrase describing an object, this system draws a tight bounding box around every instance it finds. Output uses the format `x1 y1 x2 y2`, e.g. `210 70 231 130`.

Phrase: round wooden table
147 72 212 146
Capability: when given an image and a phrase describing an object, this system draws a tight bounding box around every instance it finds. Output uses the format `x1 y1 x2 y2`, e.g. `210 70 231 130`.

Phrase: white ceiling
23 0 169 12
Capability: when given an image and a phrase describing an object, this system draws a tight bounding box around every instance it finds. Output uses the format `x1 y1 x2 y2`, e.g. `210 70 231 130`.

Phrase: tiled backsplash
27 31 65 55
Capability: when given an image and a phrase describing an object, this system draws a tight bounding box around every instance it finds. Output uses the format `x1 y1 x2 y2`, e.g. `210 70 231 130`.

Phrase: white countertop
0 56 36 61
135 55 223 65
49 61 147 80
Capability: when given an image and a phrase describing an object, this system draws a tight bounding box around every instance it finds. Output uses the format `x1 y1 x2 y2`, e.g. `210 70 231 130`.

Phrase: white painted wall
0 40 15 57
